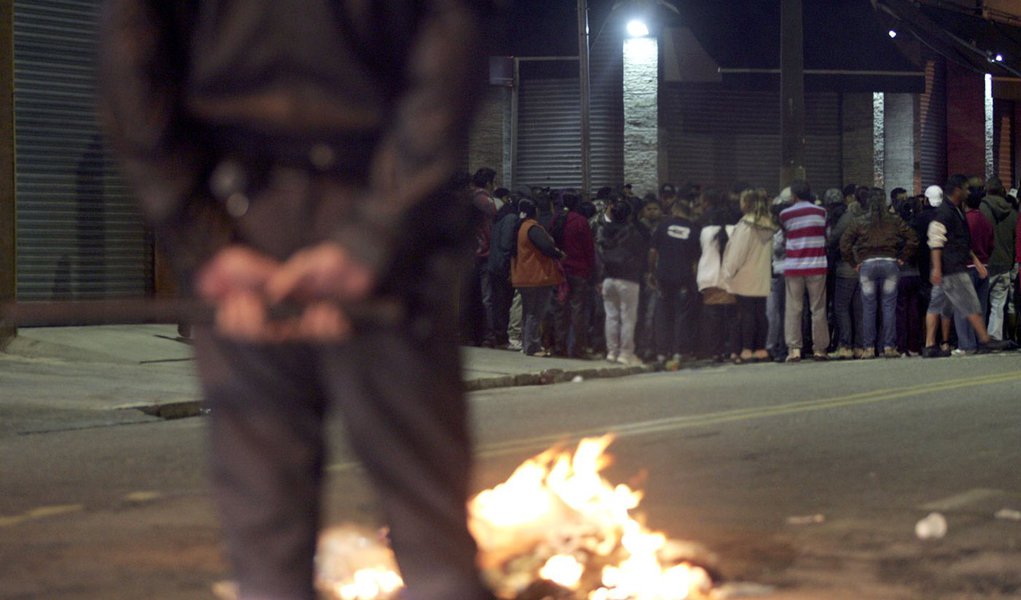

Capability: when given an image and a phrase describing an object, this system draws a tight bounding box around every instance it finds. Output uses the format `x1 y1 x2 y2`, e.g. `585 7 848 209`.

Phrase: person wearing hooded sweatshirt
511 198 565 357
978 177 1019 340
721 188 776 362
840 188 918 359
595 200 647 366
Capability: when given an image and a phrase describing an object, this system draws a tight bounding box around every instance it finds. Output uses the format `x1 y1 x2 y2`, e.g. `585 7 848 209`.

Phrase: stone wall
622 38 658 196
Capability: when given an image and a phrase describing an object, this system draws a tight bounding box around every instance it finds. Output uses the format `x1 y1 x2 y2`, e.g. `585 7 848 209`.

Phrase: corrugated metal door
14 0 152 301
515 26 624 192
993 99 1013 186
919 57 948 189
662 83 841 194
517 78 582 189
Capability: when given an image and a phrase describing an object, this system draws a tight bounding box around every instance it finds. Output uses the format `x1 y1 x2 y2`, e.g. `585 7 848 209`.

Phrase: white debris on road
785 514 825 526
994 508 1021 521
915 512 948 540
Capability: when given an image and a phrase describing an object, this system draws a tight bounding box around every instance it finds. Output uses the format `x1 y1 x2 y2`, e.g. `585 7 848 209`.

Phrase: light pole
578 0 591 196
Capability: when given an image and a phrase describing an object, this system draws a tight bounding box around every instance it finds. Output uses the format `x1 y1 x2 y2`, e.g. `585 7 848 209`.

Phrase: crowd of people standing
461 166 1021 368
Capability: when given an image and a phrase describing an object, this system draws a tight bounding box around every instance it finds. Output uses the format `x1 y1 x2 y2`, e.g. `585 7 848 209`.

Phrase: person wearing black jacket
595 201 647 366
925 175 1014 356
98 2 496 599
486 197 519 349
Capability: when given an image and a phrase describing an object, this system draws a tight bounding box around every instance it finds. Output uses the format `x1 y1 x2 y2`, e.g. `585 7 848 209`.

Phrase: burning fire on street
315 435 720 600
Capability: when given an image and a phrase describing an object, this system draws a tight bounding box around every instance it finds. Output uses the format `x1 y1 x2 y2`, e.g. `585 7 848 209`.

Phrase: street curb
122 364 657 419
463 364 655 392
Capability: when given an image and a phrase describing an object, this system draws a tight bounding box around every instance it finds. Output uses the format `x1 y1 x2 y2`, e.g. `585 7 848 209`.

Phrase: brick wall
468 87 509 184
946 61 985 177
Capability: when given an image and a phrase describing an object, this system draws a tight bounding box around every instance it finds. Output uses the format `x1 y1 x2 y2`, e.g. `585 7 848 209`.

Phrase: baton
1 297 406 330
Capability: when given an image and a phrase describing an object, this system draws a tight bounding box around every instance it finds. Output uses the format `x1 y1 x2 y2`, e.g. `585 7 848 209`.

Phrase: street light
627 19 650 38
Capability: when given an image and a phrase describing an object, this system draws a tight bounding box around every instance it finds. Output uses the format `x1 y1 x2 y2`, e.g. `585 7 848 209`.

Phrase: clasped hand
195 242 375 342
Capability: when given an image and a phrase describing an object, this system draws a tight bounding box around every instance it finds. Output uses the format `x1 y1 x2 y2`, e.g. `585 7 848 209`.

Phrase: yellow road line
0 504 84 528
327 371 1020 473
474 371 1021 459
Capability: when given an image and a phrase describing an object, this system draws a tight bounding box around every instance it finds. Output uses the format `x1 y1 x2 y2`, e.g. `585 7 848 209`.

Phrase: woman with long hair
696 188 739 361
839 188 918 358
722 188 777 362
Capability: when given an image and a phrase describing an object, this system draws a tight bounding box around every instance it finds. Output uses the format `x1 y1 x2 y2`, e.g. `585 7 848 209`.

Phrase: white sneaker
606 353 618 363
616 354 644 367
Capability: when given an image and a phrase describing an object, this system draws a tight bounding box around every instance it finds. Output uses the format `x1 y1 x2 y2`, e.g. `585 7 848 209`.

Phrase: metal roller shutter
515 26 624 192
517 78 582 190
14 0 152 301
993 99 1013 186
919 57 948 190
663 83 841 195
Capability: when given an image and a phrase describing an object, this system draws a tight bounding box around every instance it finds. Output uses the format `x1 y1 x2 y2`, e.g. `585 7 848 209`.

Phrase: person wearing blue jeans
859 258 901 355
839 188 918 359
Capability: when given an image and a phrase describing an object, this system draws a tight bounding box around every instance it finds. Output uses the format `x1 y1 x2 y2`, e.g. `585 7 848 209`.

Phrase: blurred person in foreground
98 2 497 599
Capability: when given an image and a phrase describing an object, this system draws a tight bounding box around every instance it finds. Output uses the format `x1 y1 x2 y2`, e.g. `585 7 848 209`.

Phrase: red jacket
560 211 595 279
966 208 994 265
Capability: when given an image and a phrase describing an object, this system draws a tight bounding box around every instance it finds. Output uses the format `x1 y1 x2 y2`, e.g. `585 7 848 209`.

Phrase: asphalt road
2 353 1021 599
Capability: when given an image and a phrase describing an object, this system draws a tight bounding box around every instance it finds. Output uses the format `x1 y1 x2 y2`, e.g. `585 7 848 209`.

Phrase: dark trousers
193 169 490 600
460 259 492 345
736 295 768 351
520 286 554 355
554 275 592 356
488 273 513 346
635 281 659 359
654 282 695 357
703 303 737 358
195 318 489 600
896 274 924 354
833 276 863 349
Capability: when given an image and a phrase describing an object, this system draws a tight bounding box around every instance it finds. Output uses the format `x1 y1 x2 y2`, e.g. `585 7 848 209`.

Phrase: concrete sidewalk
1 325 651 417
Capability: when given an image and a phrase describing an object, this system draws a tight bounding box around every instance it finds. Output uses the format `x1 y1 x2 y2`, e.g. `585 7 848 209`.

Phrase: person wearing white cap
925 185 944 208
925 175 1015 356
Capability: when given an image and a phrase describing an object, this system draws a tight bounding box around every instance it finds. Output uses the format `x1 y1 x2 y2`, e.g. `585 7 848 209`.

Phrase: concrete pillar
884 93 917 194
0 0 14 345
623 36 658 196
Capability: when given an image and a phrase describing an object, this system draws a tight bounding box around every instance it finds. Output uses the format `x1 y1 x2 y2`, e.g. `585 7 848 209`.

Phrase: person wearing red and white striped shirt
779 180 829 361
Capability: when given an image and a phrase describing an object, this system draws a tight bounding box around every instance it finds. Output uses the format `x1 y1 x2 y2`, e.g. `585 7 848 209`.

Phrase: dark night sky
493 0 617 57
491 1 924 75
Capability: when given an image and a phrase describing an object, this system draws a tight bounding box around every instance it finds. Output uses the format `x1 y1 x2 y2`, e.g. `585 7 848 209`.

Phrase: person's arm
332 1 491 277
98 1 233 278
720 224 750 284
972 251 989 279
928 220 947 285
898 220 919 264
839 223 858 268
528 225 563 259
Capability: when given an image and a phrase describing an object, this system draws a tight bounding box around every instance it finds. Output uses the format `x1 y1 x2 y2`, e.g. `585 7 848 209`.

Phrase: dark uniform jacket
930 202 974 275
98 0 491 280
